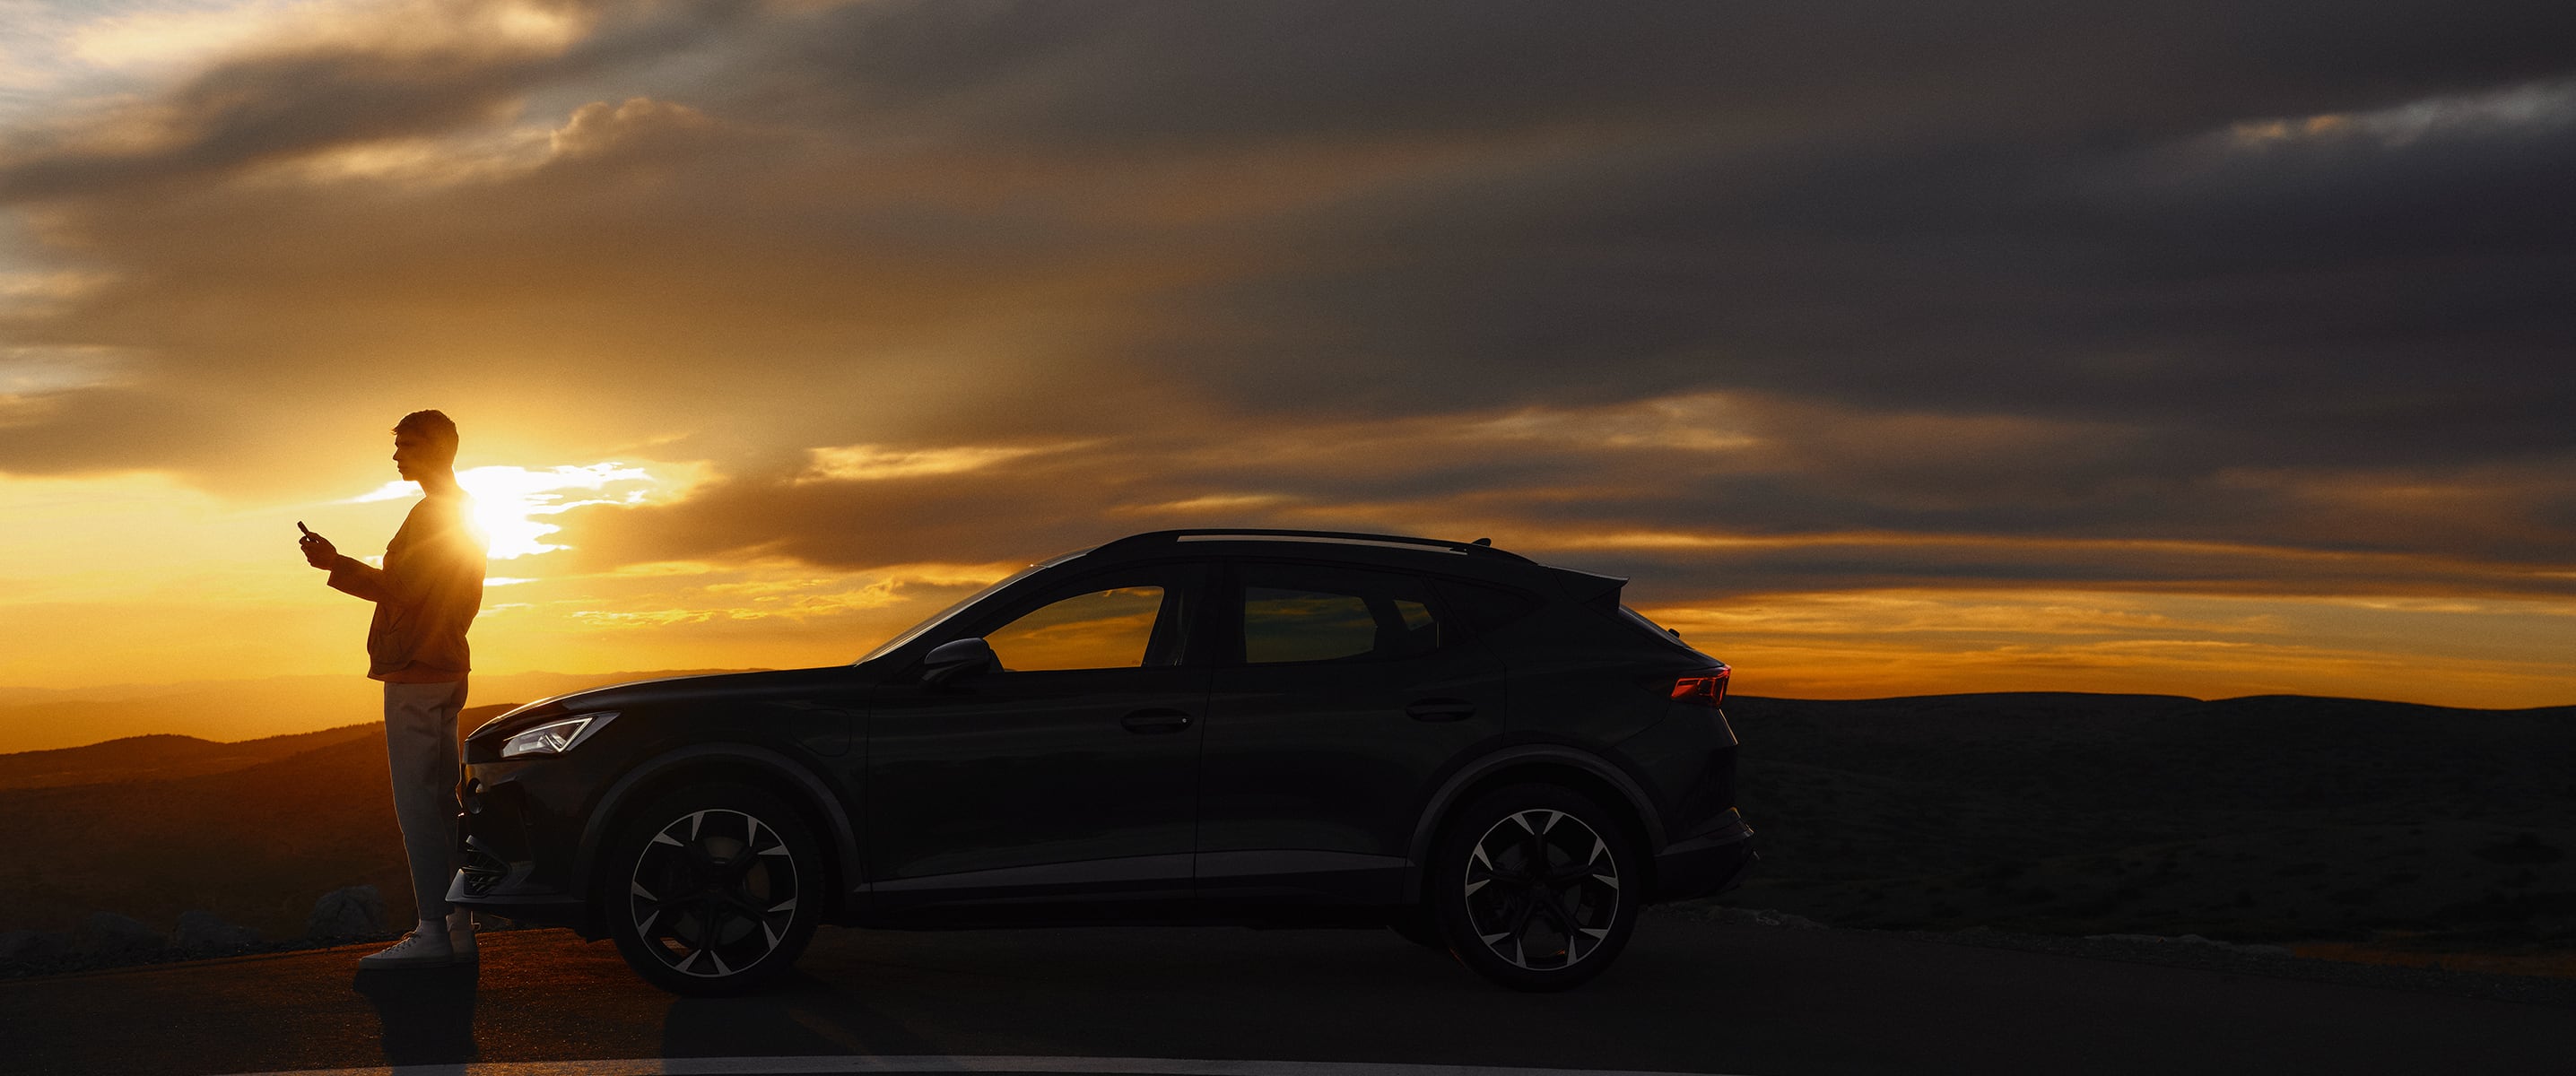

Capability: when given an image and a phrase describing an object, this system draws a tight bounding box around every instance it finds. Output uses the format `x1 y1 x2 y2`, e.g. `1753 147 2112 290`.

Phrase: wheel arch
1400 746 1665 905
572 743 859 937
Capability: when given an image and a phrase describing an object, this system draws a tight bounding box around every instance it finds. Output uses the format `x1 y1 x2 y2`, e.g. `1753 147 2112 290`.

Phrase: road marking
219 1055 1753 1076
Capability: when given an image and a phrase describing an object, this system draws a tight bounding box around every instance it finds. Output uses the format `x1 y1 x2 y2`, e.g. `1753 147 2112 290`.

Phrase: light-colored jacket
328 492 486 682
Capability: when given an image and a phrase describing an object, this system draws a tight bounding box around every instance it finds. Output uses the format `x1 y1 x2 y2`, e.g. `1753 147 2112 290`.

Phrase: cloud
0 0 2571 610
2221 78 2576 151
533 395 2576 606
0 383 227 473
546 94 711 157
0 0 744 202
795 440 1085 483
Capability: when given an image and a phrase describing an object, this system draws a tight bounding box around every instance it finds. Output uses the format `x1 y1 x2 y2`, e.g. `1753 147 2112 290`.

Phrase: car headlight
499 712 618 759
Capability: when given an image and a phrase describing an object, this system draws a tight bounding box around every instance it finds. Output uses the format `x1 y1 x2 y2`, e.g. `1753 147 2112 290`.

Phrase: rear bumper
1649 809 1756 902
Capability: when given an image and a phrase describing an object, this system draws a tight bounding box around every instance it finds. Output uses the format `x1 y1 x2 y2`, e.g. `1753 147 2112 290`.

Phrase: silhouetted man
300 410 488 969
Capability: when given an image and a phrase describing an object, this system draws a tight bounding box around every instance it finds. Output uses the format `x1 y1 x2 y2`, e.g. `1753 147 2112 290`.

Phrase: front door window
986 586 1167 671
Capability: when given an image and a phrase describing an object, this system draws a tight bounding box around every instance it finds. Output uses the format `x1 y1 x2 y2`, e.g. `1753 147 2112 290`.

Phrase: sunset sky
4 1 2573 730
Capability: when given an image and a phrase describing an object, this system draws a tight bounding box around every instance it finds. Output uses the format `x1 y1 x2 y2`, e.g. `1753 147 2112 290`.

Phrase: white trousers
383 677 467 922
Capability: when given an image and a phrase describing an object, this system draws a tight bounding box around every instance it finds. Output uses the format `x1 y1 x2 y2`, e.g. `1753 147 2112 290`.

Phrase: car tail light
1673 667 1729 707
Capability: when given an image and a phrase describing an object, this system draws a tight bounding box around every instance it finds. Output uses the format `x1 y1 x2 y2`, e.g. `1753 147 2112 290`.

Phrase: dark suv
451 529 1754 994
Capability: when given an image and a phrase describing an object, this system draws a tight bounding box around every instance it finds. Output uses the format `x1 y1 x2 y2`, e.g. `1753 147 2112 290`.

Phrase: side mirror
921 637 997 686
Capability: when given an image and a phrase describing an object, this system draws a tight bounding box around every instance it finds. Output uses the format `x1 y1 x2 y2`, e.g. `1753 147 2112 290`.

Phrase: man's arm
303 525 399 602
326 556 395 603
307 504 482 607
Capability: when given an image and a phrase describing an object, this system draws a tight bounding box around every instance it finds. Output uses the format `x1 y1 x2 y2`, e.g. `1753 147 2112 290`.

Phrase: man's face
391 432 437 481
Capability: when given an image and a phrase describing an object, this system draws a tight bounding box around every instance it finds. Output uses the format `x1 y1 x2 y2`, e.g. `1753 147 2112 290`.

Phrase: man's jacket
328 491 487 682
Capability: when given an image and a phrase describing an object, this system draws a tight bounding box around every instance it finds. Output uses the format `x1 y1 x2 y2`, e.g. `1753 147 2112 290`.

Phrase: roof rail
1093 528 1530 561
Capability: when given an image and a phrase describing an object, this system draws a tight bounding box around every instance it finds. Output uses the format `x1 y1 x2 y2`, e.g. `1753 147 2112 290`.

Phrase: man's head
391 409 459 482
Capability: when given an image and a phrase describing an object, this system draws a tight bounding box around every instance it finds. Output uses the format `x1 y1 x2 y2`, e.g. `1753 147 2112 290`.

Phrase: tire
1430 783 1641 992
605 781 823 996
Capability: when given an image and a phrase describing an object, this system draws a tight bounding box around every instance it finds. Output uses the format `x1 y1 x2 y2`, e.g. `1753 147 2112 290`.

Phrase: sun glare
348 463 659 560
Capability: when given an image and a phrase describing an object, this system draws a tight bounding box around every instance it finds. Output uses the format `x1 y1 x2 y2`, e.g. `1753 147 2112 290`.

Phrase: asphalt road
0 911 2563 1076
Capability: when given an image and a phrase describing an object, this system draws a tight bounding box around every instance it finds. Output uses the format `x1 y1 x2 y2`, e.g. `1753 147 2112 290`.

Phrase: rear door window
1234 563 1442 664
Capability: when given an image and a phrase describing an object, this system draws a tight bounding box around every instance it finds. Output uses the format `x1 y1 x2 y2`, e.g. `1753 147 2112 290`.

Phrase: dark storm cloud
3 0 2572 595
544 398 2576 601
699 0 2576 477
0 0 760 202
757 0 2576 151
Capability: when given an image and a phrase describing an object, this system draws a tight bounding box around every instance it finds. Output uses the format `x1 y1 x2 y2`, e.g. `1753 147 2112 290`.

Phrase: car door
866 561 1210 913
1195 560 1510 907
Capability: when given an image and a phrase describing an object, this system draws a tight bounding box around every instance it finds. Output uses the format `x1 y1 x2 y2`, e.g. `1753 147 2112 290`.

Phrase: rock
0 928 74 963
306 885 387 941
173 911 261 954
78 912 166 959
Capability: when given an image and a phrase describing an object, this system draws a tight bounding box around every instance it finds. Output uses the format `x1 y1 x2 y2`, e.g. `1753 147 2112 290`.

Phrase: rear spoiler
1552 568 1628 607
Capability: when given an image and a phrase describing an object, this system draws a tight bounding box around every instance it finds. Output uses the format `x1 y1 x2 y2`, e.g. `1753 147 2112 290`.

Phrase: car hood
470 667 866 738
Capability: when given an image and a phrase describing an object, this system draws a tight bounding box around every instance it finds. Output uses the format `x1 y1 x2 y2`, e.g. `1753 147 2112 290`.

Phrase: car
449 528 1754 994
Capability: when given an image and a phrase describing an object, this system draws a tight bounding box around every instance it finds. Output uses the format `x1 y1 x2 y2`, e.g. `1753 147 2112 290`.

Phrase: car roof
1077 528 1621 599
1094 528 1528 561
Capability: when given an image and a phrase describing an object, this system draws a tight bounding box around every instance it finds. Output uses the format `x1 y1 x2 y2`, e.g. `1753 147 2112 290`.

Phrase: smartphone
297 521 317 541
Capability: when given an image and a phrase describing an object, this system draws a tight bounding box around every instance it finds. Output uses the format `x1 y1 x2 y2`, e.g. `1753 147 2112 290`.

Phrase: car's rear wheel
605 782 822 996
1431 783 1640 991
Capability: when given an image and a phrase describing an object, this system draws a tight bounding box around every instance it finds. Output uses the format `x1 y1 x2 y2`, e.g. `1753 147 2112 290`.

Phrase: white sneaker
447 910 477 961
358 930 456 968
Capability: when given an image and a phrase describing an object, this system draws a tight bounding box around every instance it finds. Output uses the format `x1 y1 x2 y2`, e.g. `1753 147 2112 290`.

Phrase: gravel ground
1658 904 2576 1008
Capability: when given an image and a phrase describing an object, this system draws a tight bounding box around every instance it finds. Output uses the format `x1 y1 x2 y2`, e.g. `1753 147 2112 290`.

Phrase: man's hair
393 410 460 458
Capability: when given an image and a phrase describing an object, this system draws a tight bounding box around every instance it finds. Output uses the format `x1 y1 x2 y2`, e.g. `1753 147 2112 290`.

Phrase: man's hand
300 527 339 569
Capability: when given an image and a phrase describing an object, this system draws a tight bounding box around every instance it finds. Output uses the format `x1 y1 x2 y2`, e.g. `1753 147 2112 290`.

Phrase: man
299 410 489 968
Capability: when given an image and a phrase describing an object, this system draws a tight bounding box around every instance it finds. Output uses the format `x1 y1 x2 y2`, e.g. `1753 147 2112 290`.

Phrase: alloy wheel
626 808 801 978
1460 807 1621 970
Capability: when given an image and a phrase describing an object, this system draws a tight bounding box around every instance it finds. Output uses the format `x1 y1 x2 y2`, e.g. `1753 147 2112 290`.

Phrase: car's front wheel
1430 783 1640 991
605 782 822 995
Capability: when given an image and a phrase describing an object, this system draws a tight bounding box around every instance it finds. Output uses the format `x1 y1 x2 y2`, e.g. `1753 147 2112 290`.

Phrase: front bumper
442 755 602 932
446 835 587 928
1649 808 1756 902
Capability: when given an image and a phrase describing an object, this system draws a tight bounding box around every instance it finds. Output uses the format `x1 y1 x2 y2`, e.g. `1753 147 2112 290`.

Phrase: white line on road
218 1055 1754 1076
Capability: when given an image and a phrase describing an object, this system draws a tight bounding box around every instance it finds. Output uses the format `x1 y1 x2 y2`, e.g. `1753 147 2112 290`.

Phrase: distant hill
0 725 378 791
0 704 518 940
0 669 764 753
1 690 2568 958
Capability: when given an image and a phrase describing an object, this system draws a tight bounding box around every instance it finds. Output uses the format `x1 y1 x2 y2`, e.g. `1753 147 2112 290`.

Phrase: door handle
1120 708 1194 733
1405 699 1475 722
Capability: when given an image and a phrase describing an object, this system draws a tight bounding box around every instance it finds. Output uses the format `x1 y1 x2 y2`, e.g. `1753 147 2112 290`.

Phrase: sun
349 463 662 560
457 464 662 560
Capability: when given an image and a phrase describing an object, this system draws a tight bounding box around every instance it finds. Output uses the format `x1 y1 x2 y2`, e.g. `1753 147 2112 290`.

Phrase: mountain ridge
0 668 765 753
2 690 2567 959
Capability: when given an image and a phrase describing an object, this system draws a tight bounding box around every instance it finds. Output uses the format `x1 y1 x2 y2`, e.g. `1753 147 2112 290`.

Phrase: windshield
852 548 1090 664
